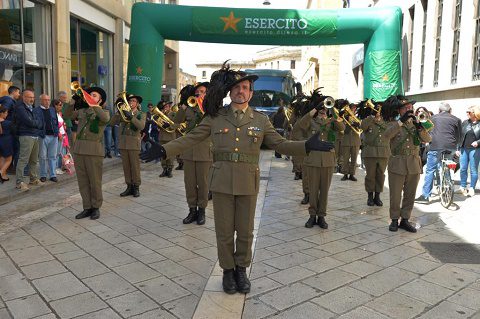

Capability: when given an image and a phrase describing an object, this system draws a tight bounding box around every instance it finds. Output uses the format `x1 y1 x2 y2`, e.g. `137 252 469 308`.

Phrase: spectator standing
458 105 480 197
415 102 461 203
36 94 59 182
54 99 68 174
15 89 43 190
103 103 114 158
0 86 21 120
0 105 13 182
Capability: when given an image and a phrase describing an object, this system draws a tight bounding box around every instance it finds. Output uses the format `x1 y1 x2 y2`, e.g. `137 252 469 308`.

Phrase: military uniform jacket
291 114 308 141
360 116 392 158
64 105 110 157
164 106 306 196
174 106 212 161
159 111 177 142
111 111 146 150
385 120 432 175
297 113 345 168
342 125 361 147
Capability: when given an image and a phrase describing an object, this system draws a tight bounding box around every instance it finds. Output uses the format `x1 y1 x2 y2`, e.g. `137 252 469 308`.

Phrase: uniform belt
214 152 259 164
392 149 418 156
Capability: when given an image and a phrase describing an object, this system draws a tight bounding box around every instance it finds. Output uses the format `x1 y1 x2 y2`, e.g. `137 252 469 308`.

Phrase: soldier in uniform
297 96 345 229
359 100 392 206
64 87 110 220
173 82 212 225
291 108 310 205
112 93 146 197
384 96 431 232
141 66 333 294
158 101 177 178
340 102 361 181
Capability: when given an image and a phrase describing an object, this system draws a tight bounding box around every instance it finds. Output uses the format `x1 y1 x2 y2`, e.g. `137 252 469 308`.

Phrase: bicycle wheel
439 164 454 208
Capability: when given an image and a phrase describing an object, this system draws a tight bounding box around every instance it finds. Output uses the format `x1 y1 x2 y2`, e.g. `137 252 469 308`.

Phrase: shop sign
0 48 22 65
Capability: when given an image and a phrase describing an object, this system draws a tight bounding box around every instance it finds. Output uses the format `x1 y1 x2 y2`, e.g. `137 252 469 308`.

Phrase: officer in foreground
141 64 334 295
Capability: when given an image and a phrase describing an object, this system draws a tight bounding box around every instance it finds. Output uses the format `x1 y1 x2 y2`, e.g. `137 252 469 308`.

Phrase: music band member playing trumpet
384 96 431 232
111 93 146 198
173 82 212 226
339 101 362 182
297 94 345 229
359 99 391 206
157 101 177 178
64 85 110 220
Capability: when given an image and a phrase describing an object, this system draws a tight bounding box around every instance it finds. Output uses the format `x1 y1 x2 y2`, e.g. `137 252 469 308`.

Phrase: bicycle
433 150 457 208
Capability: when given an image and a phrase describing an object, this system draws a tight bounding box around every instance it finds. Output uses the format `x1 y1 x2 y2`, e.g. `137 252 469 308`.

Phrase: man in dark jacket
0 86 21 121
15 89 44 190
416 102 461 203
35 94 59 182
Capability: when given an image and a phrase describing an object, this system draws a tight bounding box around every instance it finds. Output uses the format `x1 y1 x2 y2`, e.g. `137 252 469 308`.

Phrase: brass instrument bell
115 91 133 122
151 107 186 135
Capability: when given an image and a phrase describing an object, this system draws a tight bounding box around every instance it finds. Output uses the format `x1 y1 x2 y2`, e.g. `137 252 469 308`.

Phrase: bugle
187 96 205 114
416 110 434 131
366 99 382 115
70 81 99 107
322 96 340 120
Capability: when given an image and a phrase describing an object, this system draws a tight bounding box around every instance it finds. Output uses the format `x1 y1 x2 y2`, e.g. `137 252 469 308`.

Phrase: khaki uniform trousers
183 160 211 209
212 192 257 270
160 139 174 169
335 139 344 168
302 165 309 194
363 157 388 193
292 156 303 173
340 145 360 175
306 166 334 216
73 154 103 209
388 171 420 220
120 149 141 185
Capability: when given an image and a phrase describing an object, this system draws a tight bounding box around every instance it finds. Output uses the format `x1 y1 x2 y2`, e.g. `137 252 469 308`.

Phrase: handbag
62 148 75 175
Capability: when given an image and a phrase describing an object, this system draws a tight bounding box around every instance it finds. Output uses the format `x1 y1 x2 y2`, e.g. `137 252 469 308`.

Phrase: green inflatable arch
126 3 403 106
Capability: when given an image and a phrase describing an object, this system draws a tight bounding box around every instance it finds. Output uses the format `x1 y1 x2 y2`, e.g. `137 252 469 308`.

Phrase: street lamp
263 1 271 5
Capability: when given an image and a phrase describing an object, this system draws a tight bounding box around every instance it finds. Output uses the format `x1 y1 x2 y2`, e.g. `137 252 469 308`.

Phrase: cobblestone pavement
1 151 480 318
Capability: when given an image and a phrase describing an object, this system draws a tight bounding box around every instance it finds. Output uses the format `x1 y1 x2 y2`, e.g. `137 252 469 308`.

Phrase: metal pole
20 0 26 90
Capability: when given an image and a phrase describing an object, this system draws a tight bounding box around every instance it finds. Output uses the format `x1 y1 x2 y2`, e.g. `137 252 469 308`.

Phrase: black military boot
235 266 251 293
159 168 168 177
175 162 184 170
367 192 374 206
374 192 383 206
90 208 100 220
167 168 173 178
120 184 133 197
183 207 198 224
75 209 92 219
317 216 328 229
341 174 348 181
132 185 140 197
197 207 206 225
294 172 301 180
301 193 309 205
208 191 213 200
389 219 399 232
305 216 316 228
349 174 358 181
222 269 237 294
399 219 417 233
299 172 302 179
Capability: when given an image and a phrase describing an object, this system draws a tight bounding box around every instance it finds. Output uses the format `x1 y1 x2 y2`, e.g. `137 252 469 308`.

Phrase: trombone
115 91 132 123
366 99 382 115
151 107 186 135
341 105 363 135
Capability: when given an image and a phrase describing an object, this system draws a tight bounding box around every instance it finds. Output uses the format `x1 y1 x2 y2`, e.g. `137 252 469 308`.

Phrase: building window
0 0 53 98
407 6 414 91
291 60 296 69
277 61 279 69
434 0 443 87
473 0 480 80
70 17 112 105
420 0 428 88
270 62 273 69
202 70 206 79
451 0 462 84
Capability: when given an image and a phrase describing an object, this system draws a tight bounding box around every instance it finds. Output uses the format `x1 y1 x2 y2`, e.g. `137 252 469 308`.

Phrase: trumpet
187 96 205 114
366 99 382 115
151 107 186 135
70 81 98 107
416 110 434 131
341 105 363 135
322 96 340 120
115 91 133 123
